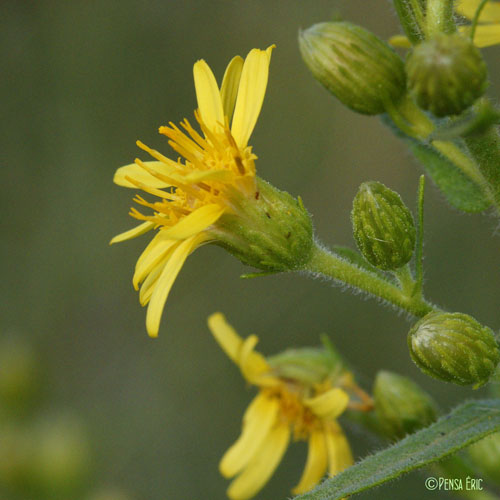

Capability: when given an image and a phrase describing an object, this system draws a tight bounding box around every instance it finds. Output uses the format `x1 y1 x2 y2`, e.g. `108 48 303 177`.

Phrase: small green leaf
294 399 500 500
407 139 491 212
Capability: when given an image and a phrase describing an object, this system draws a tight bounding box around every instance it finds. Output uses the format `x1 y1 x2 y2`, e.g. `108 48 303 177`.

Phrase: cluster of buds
349 179 499 388
300 19 488 119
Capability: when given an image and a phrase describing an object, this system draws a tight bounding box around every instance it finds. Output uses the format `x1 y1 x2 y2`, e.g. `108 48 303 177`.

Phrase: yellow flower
390 0 500 48
111 47 274 338
208 313 359 500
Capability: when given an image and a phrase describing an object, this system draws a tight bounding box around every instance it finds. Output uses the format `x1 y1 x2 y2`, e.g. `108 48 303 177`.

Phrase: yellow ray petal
193 59 224 132
133 232 178 290
231 46 274 148
183 168 234 184
292 431 328 495
159 203 224 240
388 34 412 48
113 161 172 188
208 313 243 363
221 55 244 122
456 0 500 22
469 23 500 47
220 394 279 478
139 248 174 306
227 422 290 500
109 221 155 245
304 388 349 420
145 234 207 337
325 423 353 476
239 335 275 386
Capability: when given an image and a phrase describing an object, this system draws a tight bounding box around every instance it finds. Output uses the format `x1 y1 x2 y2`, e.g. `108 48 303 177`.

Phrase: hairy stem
302 243 434 317
425 0 456 37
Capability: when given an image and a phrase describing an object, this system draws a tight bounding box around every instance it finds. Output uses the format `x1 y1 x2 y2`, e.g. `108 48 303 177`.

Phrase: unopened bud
352 181 416 270
406 34 488 117
212 178 313 272
268 342 344 386
374 371 437 439
408 312 500 388
299 22 406 115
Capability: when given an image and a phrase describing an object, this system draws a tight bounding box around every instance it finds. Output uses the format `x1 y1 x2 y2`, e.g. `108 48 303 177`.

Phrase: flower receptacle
212 178 314 272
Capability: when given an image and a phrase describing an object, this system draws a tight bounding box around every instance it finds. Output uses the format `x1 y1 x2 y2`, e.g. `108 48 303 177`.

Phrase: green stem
395 265 415 296
425 0 456 37
303 243 435 317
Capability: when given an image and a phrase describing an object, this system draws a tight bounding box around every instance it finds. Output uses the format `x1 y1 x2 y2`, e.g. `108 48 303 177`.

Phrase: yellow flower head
111 47 274 338
208 313 367 500
390 0 500 48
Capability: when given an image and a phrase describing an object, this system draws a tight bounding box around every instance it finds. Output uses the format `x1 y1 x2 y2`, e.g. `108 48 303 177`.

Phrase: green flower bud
268 342 344 386
408 312 500 388
212 177 313 272
299 22 406 115
467 432 500 485
406 34 488 117
352 181 416 270
374 371 437 440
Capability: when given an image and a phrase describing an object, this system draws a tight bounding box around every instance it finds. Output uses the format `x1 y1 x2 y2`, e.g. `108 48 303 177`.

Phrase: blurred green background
2 1 500 499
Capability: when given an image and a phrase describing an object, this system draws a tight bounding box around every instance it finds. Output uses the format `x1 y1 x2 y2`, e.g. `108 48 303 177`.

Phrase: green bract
406 33 488 117
374 371 437 440
352 181 416 270
211 178 314 272
408 312 500 388
299 22 406 115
